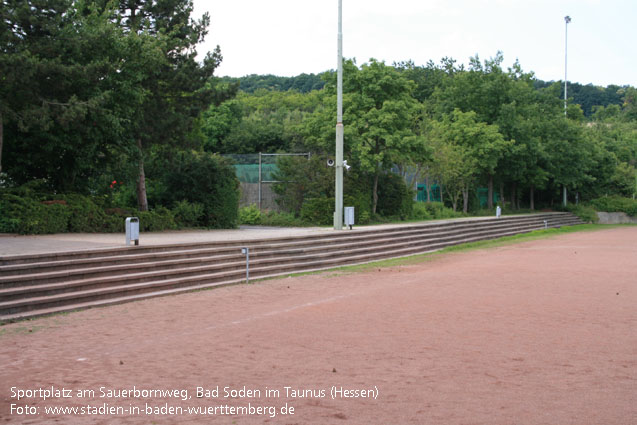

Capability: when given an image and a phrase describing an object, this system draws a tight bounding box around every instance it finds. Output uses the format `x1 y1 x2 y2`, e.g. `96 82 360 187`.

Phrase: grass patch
299 223 630 275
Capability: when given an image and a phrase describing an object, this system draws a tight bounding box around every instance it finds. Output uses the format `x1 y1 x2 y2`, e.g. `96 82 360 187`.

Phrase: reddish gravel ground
1 227 636 425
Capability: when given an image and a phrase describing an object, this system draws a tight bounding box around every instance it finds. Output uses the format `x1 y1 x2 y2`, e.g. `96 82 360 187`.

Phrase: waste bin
125 217 140 246
344 207 355 230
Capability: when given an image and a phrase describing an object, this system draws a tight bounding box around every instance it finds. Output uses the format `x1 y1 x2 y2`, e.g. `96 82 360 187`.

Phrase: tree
202 89 320 154
0 0 144 191
303 59 421 214
429 110 505 212
107 0 235 210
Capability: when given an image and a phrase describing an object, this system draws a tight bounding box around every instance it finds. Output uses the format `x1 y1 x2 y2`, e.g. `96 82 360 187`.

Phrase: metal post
564 16 571 116
258 152 262 210
334 0 344 230
563 185 567 207
241 247 250 283
563 16 571 207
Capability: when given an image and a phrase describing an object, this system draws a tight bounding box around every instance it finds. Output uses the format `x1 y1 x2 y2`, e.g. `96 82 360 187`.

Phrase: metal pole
564 15 571 116
241 247 250 283
562 16 570 207
334 0 344 230
258 152 262 210
563 186 567 207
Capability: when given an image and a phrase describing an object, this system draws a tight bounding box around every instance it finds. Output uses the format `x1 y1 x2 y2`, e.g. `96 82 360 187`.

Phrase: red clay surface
1 227 636 424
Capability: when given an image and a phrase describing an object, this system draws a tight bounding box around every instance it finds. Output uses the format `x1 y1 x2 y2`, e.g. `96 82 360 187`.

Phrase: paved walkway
0 214 546 257
0 226 333 256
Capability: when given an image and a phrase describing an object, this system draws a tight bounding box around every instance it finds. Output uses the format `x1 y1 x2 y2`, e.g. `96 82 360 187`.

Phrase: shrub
238 204 261 225
260 210 306 227
375 173 413 220
58 194 108 232
343 193 371 225
420 201 463 219
410 202 433 221
589 196 637 217
138 207 176 231
272 155 333 215
0 194 70 234
173 200 205 227
300 197 333 225
299 195 371 226
152 150 240 228
565 204 599 223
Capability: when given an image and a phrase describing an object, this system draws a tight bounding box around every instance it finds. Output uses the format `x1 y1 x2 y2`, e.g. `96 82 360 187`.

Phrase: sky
192 0 636 87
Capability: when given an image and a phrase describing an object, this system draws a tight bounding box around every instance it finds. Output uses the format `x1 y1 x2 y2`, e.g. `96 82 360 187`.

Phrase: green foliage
172 200 205 228
589 196 637 217
238 204 262 225
300 198 334 226
419 202 464 219
272 155 333 215
259 210 306 227
375 173 413 219
138 207 176 231
298 195 372 226
3 4 636 229
0 195 70 234
0 186 182 234
151 150 239 228
410 202 433 220
222 74 326 94
565 204 599 223
202 90 321 154
344 193 372 225
58 194 109 233
302 59 422 214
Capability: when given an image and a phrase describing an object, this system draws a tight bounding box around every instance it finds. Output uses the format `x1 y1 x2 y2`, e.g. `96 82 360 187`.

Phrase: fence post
258 152 262 210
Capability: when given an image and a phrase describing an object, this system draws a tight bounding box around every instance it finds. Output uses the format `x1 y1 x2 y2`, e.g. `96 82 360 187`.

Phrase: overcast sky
192 0 636 87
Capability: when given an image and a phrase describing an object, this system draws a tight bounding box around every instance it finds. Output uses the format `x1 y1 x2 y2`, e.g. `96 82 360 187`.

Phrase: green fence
416 184 500 207
233 164 279 183
416 184 442 202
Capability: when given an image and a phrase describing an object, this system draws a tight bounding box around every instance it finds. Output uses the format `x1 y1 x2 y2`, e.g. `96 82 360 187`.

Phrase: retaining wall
596 212 637 224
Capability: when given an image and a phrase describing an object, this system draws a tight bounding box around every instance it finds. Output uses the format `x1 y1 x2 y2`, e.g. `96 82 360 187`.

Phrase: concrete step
0 219 555 302
0 213 584 321
0 213 571 276
0 215 559 285
0 213 572 268
0 223 559 316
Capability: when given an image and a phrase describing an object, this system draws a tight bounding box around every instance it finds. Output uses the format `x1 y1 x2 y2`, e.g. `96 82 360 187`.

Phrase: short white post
241 247 250 283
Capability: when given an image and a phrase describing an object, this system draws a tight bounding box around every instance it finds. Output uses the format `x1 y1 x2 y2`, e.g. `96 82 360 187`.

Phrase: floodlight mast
563 15 571 207
564 15 571 117
334 0 344 230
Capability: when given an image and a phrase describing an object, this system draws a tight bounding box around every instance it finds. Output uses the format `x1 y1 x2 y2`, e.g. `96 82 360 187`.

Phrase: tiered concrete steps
0 213 583 322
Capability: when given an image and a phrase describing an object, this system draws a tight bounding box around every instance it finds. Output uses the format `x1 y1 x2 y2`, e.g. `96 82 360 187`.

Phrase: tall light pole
562 15 571 207
334 0 344 230
564 15 571 116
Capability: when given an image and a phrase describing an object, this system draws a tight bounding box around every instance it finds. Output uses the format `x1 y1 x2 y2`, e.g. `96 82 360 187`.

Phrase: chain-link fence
226 153 310 210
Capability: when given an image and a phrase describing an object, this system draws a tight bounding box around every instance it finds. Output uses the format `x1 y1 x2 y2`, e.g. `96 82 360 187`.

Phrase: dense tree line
533 80 626 118
222 73 325 94
1 1 635 228
1 0 237 217
203 55 637 216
